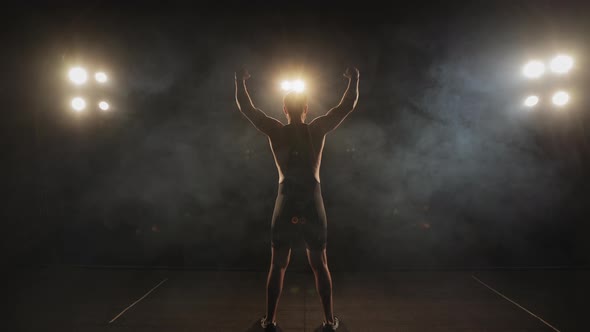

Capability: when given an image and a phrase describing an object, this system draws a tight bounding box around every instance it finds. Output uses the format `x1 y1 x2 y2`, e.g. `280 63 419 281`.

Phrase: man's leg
265 246 292 324
306 248 335 325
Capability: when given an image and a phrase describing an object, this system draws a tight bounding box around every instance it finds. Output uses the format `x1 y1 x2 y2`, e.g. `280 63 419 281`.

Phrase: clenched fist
235 67 251 81
343 67 359 80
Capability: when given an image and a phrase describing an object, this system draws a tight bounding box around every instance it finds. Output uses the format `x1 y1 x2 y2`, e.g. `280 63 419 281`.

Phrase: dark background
3 1 590 271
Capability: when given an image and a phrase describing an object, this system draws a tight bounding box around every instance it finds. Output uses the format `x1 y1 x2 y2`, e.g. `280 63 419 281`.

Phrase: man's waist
279 176 320 192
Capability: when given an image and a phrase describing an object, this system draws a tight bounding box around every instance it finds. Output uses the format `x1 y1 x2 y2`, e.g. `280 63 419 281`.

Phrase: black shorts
271 179 327 250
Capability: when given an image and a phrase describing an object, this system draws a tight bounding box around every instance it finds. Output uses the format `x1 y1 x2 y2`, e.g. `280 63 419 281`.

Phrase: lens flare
552 91 569 106
98 101 110 111
68 67 88 85
524 95 539 107
95 72 108 83
522 60 545 79
71 97 86 111
550 55 573 74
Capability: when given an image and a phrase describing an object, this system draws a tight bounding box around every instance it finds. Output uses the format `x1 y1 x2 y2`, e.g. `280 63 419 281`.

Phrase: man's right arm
310 67 360 136
234 68 283 136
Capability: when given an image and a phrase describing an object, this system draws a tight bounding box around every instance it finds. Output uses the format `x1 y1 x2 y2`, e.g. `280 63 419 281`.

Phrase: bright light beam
281 81 292 91
71 97 86 112
552 91 569 107
98 101 110 111
524 95 539 107
281 80 305 92
522 60 545 79
293 80 305 92
550 55 573 74
69 67 88 85
95 72 108 83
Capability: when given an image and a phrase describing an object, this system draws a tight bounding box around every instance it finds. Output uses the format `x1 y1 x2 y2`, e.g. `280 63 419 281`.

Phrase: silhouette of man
234 66 359 331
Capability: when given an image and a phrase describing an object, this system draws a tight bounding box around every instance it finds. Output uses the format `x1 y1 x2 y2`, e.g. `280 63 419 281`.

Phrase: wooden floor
11 266 587 331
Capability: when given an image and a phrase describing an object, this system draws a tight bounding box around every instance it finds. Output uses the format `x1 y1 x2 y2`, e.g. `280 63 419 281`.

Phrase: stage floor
12 266 587 331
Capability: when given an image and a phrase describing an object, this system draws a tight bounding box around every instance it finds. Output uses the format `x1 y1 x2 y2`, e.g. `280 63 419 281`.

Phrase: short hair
283 92 308 116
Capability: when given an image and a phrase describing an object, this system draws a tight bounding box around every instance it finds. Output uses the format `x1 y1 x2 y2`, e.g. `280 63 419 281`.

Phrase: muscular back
268 123 326 184
235 67 359 184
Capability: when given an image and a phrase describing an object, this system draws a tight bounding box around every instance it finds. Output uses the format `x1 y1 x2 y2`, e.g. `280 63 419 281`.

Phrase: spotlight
552 91 569 106
522 60 545 79
293 80 305 92
524 95 539 107
71 97 86 111
550 55 573 74
95 72 108 83
281 81 292 91
98 101 110 111
281 80 305 92
68 67 88 85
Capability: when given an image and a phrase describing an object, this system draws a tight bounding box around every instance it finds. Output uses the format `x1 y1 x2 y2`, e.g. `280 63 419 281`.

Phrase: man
234 66 359 331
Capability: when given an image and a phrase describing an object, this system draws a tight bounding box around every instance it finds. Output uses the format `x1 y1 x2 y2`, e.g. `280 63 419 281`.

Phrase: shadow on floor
244 319 283 332
243 318 350 332
312 320 350 332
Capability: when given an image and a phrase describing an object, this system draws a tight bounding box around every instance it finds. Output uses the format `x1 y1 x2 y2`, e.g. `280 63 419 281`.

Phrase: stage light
293 80 305 92
522 60 545 79
68 67 88 85
550 55 573 74
71 97 86 111
281 81 292 91
281 80 305 92
95 72 108 83
98 101 110 111
524 95 539 107
552 91 569 106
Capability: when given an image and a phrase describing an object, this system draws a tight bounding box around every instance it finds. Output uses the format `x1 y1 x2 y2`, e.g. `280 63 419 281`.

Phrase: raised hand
343 67 359 80
235 67 251 81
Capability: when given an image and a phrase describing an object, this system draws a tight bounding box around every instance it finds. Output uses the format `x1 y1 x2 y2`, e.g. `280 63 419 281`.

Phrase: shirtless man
234 66 359 331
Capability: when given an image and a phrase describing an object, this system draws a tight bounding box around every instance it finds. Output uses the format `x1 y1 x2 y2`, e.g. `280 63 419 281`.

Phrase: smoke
15 6 586 268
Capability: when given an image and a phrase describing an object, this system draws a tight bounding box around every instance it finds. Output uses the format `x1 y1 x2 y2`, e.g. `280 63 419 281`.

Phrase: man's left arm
309 67 360 136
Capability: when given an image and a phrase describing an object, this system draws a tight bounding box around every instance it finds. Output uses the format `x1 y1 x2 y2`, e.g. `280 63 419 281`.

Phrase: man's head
283 91 308 123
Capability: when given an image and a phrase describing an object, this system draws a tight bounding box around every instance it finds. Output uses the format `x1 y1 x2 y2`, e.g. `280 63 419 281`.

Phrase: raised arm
234 68 283 136
310 67 360 136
